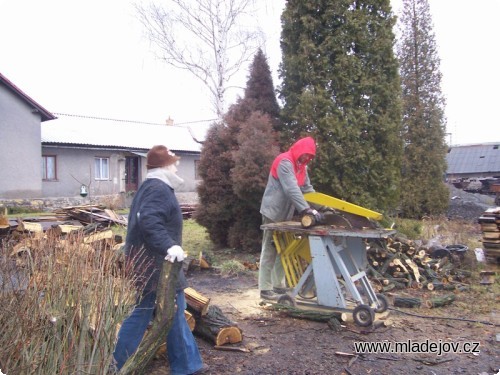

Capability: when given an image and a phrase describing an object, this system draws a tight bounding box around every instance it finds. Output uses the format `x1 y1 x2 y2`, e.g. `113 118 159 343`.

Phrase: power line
53 112 217 126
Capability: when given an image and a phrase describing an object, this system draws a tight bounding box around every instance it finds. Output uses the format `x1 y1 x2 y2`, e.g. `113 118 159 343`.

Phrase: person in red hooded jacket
259 136 321 300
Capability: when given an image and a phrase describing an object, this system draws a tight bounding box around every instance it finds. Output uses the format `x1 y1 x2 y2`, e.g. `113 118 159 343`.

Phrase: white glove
165 245 186 263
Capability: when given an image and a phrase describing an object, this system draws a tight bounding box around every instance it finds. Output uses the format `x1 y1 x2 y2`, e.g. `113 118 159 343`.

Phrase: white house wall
0 85 43 198
42 146 125 198
42 146 199 198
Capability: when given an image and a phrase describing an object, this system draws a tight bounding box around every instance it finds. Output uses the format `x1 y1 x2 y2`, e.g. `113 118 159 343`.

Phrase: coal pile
447 185 496 221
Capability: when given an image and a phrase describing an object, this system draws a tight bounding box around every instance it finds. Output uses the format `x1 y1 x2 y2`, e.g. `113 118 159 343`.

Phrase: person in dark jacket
113 145 206 374
259 136 320 300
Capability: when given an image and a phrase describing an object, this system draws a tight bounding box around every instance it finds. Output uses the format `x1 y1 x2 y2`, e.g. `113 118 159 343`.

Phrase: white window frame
94 157 110 180
42 155 57 181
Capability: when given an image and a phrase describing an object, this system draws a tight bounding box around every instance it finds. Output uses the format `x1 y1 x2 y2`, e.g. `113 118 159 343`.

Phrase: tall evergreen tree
397 0 449 218
243 48 282 134
195 49 280 251
279 0 402 211
229 110 279 251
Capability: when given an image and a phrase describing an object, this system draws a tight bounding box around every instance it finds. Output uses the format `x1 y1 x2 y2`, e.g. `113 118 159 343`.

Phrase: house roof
0 72 56 122
446 143 500 175
41 115 208 153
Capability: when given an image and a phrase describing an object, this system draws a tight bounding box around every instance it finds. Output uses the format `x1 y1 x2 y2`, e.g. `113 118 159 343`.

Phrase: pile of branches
366 236 471 293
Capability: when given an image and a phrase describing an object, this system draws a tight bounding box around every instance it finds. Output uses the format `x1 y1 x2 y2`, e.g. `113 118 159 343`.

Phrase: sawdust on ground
145 263 499 375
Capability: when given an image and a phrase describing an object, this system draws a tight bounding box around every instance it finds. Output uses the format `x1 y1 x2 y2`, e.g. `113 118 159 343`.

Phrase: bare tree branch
135 0 263 119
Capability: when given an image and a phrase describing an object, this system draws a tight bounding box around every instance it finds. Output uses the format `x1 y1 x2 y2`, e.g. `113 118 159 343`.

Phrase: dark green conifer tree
279 0 402 211
397 0 449 218
195 49 280 251
194 122 236 247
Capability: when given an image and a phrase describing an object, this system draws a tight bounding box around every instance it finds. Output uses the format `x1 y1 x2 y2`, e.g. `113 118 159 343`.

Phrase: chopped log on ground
187 252 211 270
184 310 196 331
185 287 211 316
193 305 243 346
393 296 422 308
425 293 456 308
264 302 347 326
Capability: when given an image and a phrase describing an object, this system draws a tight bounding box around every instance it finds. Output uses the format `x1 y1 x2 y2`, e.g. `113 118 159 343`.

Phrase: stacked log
478 207 500 264
184 287 243 346
366 236 470 292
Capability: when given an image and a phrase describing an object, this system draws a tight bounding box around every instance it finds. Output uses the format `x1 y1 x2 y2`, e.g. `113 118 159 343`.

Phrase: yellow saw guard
304 192 383 221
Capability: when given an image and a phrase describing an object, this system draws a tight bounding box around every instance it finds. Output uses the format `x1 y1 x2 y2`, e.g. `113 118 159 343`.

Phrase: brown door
125 156 139 192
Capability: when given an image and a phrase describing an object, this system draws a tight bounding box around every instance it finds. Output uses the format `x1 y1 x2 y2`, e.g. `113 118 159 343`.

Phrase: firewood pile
478 207 500 264
53 204 128 225
366 236 472 293
1 205 125 243
0 203 199 242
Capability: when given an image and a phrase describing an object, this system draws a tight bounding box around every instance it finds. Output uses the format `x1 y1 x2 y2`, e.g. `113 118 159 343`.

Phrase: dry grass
0 233 139 374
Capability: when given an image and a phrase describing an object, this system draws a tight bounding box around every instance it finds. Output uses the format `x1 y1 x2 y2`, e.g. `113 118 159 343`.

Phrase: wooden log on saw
193 305 243 346
300 212 321 228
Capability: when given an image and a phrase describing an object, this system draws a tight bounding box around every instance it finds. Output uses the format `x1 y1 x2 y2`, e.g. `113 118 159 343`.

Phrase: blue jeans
113 290 203 374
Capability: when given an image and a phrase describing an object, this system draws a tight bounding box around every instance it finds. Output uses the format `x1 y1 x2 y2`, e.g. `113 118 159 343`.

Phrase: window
194 159 200 180
95 157 110 180
42 155 57 180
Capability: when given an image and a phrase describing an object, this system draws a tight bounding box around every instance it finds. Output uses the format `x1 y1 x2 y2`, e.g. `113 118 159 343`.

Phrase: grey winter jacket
260 159 314 222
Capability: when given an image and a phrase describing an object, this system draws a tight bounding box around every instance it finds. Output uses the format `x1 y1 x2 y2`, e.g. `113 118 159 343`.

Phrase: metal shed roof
41 115 208 153
446 143 500 174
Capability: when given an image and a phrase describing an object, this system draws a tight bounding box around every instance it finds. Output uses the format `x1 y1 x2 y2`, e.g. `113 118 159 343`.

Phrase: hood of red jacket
270 136 316 185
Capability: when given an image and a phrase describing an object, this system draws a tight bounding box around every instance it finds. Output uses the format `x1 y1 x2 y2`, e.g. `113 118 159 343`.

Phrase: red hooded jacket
270 137 316 186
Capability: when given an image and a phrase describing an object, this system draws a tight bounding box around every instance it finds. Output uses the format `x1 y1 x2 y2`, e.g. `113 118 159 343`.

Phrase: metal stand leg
308 235 380 309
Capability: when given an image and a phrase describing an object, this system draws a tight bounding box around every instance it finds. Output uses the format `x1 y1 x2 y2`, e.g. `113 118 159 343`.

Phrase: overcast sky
1 0 498 145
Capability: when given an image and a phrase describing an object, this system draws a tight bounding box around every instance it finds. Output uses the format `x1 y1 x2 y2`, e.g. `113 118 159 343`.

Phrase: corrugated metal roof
41 115 208 153
446 143 500 174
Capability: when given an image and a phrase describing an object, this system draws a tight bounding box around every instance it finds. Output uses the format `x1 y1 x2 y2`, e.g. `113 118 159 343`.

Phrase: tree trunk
119 261 181 375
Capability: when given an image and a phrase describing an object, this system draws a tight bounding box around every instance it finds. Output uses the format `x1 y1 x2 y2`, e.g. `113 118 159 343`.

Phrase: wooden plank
483 232 500 239
83 229 113 243
18 222 43 233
